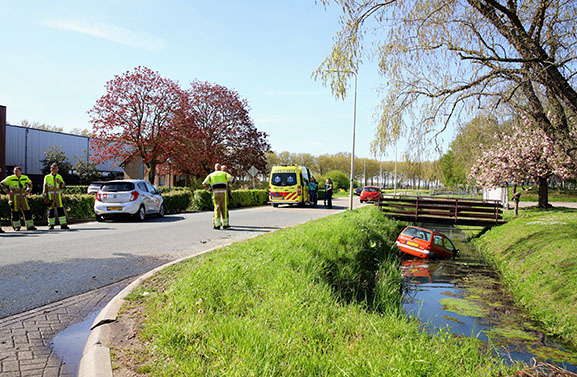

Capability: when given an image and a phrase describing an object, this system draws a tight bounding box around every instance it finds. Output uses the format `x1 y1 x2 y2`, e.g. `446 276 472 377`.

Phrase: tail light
95 192 102 201
130 191 139 201
297 185 301 195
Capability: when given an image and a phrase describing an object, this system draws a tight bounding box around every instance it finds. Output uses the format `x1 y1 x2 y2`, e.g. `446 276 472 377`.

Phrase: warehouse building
0 105 123 190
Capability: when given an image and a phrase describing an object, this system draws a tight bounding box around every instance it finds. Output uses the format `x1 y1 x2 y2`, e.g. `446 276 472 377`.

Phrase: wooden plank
383 214 504 227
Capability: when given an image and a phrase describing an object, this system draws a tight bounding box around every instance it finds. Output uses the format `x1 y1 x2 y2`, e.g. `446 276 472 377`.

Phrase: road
0 197 359 319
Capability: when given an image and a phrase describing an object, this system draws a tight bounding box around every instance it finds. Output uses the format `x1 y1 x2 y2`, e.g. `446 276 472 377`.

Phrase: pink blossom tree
470 120 577 208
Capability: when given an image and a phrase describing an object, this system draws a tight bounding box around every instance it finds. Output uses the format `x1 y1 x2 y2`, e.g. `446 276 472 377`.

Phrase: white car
94 180 165 222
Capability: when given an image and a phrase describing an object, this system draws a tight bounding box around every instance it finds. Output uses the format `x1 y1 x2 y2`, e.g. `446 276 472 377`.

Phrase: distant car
359 186 381 203
354 187 363 196
87 181 105 195
94 179 165 222
396 226 459 259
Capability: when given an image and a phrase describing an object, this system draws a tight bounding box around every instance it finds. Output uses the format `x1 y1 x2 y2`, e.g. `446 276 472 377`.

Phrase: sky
0 0 449 162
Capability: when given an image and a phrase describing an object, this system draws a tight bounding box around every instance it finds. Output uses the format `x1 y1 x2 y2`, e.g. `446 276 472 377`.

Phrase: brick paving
0 279 131 377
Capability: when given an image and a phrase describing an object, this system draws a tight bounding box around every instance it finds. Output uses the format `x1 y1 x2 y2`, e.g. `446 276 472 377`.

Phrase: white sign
248 166 259 177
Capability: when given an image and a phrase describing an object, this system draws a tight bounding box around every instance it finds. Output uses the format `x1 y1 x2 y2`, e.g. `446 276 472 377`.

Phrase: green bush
160 190 193 214
0 194 95 223
1 189 269 223
325 170 349 191
63 185 89 195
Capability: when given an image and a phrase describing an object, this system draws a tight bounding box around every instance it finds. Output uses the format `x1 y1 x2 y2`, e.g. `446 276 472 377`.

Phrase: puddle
401 226 577 372
51 311 98 377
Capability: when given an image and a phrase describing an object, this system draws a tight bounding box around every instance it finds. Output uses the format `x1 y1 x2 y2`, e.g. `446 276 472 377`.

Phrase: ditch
401 225 577 373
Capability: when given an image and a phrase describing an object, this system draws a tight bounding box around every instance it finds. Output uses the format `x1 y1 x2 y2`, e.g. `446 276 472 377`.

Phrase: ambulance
268 165 312 207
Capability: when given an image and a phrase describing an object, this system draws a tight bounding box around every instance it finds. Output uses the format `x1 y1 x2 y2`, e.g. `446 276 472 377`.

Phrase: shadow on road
224 225 281 232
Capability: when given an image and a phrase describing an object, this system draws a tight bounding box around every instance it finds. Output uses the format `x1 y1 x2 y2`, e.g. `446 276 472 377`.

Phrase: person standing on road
309 177 318 207
203 163 233 229
324 178 333 209
220 164 234 220
43 163 69 230
0 166 37 231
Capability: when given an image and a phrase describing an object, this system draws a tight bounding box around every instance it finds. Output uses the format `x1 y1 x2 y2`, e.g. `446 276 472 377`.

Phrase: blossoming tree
470 120 577 208
89 66 186 182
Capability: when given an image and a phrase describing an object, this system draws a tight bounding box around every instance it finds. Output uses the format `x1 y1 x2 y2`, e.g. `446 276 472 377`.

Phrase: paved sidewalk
0 279 131 377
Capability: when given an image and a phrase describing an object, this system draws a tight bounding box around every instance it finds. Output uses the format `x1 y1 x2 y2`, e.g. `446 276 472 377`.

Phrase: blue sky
0 1 442 161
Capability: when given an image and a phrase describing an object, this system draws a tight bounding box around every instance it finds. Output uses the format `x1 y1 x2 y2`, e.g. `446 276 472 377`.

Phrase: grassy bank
115 207 514 376
474 207 577 345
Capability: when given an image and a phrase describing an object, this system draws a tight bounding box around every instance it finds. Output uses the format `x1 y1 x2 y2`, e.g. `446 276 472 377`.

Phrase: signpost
248 166 259 189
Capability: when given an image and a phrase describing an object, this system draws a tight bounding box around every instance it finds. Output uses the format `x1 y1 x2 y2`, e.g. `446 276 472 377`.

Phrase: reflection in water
401 226 577 372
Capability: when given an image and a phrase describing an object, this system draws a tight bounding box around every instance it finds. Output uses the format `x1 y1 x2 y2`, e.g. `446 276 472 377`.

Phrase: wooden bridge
378 195 505 227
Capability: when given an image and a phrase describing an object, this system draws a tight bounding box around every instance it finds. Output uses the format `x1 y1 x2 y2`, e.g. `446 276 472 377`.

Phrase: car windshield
402 227 432 242
271 173 297 187
101 182 135 192
363 187 378 192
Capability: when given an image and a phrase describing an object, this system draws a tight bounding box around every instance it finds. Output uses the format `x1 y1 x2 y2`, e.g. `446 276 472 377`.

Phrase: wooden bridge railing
378 195 505 227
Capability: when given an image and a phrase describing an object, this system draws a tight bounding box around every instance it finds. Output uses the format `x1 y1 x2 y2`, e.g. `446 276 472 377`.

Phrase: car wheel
158 204 166 218
272 203 279 208
95 214 104 222
134 205 146 222
360 200 364 203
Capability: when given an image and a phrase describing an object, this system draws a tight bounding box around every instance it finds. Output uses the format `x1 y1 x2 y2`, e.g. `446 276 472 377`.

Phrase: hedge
0 194 96 222
1 189 269 223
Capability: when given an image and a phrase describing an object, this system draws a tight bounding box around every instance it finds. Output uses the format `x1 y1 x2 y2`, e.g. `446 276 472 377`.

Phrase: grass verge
473 207 577 346
116 206 515 376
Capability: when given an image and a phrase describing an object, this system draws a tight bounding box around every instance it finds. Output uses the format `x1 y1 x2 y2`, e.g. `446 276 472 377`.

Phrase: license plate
407 241 419 247
107 206 122 211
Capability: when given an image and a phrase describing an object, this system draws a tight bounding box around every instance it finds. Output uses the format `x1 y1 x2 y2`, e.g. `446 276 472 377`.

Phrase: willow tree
315 0 577 158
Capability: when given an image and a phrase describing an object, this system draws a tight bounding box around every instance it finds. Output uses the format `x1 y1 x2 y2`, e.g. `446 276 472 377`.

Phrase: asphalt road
0 197 358 319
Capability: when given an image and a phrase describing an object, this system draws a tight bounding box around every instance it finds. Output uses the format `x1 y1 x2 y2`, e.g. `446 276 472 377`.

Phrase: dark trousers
326 192 333 208
310 191 317 207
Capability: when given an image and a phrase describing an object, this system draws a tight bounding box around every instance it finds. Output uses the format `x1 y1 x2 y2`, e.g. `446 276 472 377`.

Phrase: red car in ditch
396 226 459 259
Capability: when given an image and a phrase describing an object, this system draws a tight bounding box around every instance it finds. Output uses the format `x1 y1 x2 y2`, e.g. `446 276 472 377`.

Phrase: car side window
137 182 148 192
145 182 157 194
434 235 444 247
444 237 455 251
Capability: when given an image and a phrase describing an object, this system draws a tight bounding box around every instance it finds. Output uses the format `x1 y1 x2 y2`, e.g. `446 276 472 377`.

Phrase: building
1 106 123 189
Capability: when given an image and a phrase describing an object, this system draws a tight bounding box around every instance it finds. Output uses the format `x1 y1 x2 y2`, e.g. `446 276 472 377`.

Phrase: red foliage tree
167 81 270 178
88 66 185 182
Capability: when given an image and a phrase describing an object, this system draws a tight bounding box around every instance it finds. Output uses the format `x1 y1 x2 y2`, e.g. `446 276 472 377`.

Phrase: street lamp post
323 69 358 210
167 158 172 189
348 73 357 211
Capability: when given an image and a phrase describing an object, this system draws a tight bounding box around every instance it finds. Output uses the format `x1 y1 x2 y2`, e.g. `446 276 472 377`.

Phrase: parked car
354 187 363 196
87 181 105 195
396 226 459 259
359 186 381 203
94 180 165 222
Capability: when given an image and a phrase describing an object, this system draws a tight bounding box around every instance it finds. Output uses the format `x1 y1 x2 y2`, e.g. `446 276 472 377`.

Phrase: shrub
325 170 349 191
162 190 194 214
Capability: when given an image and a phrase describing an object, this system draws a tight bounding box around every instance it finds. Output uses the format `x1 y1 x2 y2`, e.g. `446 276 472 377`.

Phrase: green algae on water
440 298 490 318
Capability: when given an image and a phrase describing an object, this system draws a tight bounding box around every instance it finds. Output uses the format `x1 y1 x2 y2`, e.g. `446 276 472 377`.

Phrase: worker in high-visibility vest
43 163 69 230
203 163 233 229
0 166 37 231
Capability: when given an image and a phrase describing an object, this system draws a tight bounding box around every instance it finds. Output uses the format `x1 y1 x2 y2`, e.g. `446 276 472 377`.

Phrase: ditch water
401 225 577 372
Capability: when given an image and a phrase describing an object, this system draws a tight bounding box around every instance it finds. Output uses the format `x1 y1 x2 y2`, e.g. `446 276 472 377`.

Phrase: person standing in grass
1 166 37 231
324 178 333 209
203 163 233 229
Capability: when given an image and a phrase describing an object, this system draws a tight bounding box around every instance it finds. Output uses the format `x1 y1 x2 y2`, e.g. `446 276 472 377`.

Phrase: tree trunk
537 176 549 208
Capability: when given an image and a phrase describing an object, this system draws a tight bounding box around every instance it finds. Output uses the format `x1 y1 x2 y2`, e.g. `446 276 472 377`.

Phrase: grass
473 207 577 346
119 207 515 376
511 186 577 202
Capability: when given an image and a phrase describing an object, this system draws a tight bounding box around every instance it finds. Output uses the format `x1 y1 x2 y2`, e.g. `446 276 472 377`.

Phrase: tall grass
474 207 577 346
122 206 514 376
